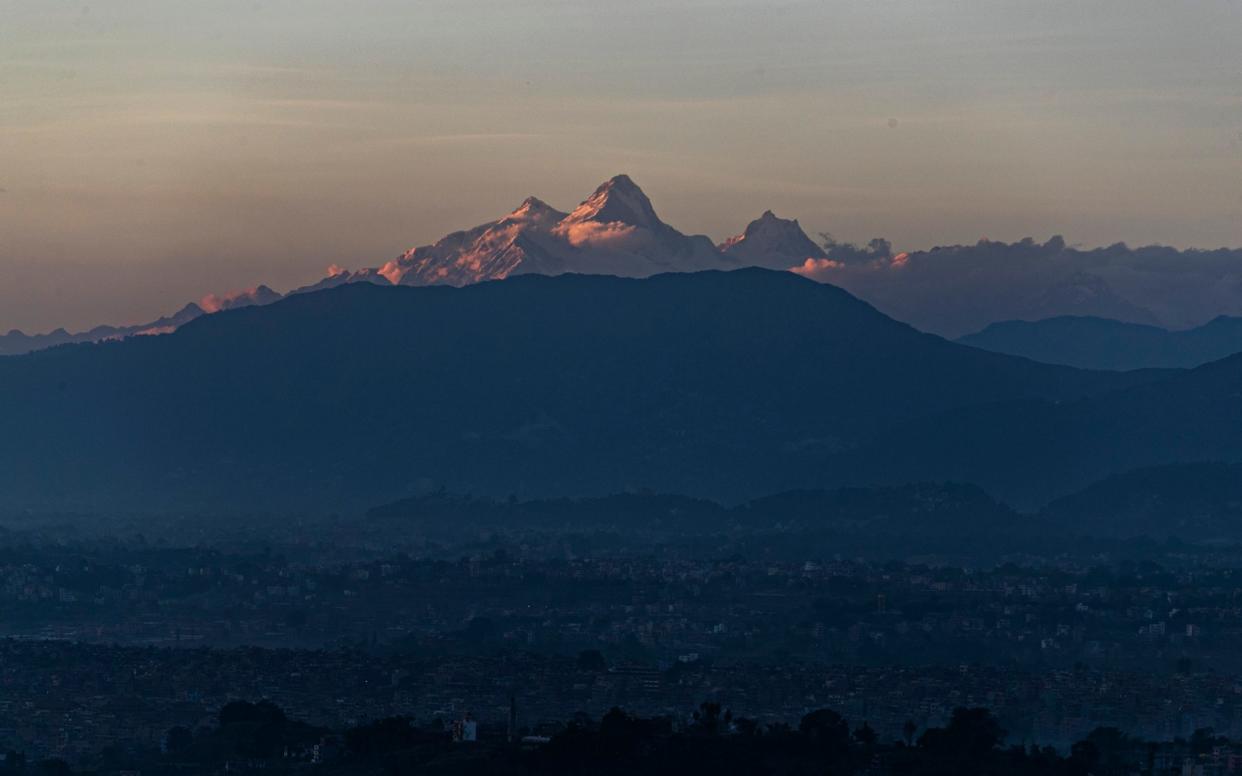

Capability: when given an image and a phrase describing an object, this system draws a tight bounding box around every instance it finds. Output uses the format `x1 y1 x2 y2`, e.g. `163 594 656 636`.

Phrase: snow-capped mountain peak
506 196 568 225
1 175 757 355
359 174 733 287
563 174 667 231
718 210 827 269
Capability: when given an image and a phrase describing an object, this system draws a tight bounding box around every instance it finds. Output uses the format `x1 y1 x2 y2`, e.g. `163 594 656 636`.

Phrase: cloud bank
803 236 1242 337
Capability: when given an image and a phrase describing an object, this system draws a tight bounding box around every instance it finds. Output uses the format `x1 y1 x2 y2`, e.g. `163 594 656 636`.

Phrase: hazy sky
3 0 1242 332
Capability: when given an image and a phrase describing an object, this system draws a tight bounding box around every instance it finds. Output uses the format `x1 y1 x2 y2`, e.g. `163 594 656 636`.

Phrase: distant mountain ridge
1040 462 1242 540
371 465 1242 548
367 482 1025 558
0 286 280 357
832 346 1242 507
3 176 827 356
958 315 1242 370
12 174 1242 357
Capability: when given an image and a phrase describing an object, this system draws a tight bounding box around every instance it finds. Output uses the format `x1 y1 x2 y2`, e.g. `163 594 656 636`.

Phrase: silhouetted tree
345 716 426 756
219 700 286 729
919 707 1004 757
1085 726 1137 775
33 760 70 776
799 708 850 757
576 649 607 672
902 718 918 746
853 721 877 747
1069 739 1100 774
163 725 193 753
693 702 724 736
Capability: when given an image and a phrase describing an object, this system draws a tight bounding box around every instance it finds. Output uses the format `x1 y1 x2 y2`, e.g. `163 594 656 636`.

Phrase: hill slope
1039 463 1242 540
0 269 1162 512
958 315 1242 370
841 351 1242 507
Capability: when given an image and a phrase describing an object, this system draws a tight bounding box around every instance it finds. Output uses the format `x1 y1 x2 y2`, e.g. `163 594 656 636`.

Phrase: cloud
378 260 404 285
326 263 348 277
199 285 280 314
818 233 894 264
553 220 656 251
806 236 1242 337
790 257 846 279
132 325 176 337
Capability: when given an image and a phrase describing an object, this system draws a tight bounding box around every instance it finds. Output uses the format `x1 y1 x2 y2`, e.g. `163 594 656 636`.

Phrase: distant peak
507 195 567 223
513 195 555 213
601 173 640 192
748 210 801 230
718 210 827 263
510 195 548 211
565 174 666 230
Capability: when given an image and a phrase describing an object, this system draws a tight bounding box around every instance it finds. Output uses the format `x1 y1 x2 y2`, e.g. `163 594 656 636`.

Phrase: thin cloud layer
806 236 1242 337
198 286 282 315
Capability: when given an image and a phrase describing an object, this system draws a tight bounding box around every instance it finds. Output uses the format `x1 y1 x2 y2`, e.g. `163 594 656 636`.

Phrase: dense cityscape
3 520 1242 771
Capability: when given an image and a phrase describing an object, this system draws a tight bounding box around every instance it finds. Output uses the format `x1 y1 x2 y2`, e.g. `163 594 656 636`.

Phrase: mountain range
9 174 1242 358
1 176 821 357
0 286 282 357
958 315 1242 370
291 176 829 290
0 268 1172 513
368 462 1242 549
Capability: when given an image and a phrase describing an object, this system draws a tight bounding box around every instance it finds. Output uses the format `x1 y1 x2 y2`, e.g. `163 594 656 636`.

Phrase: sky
2 0 1242 333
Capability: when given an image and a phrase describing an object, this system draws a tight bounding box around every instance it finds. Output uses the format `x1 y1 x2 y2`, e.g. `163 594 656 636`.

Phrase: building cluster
3 637 1242 763
0 549 1239 675
2 538 1242 766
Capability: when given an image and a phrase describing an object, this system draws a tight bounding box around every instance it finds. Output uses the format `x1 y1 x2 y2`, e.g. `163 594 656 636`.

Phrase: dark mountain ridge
1039 462 1242 540
367 482 1025 558
0 269 1162 512
372 465 1242 547
958 314 1242 370
838 349 1242 507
